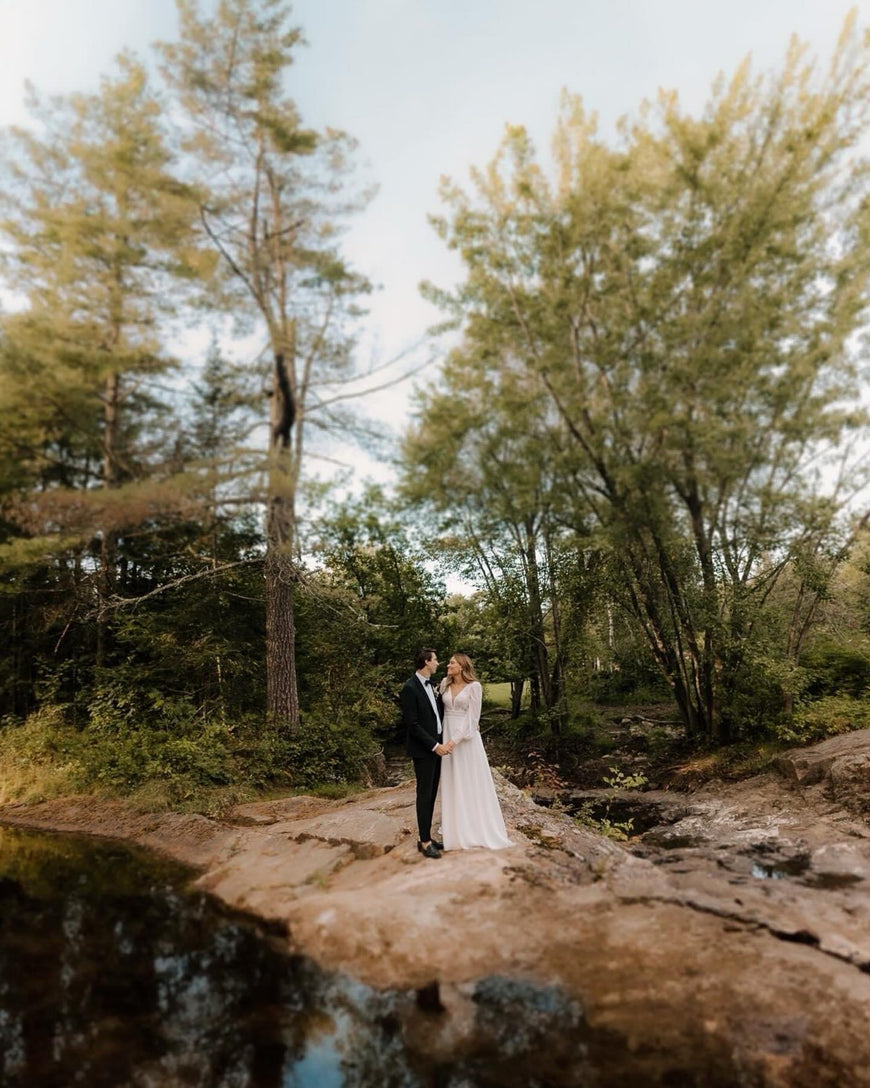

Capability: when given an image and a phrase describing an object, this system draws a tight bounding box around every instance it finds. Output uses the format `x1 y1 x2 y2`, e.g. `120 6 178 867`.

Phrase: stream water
0 826 590 1088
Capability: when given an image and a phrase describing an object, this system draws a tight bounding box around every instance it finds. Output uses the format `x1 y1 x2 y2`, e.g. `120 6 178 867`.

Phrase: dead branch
97 558 262 616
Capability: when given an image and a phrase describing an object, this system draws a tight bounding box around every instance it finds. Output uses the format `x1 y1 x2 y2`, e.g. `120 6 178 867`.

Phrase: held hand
445 740 456 753
434 743 451 757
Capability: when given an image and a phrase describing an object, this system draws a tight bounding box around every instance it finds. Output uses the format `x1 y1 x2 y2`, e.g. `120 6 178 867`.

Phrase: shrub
0 679 385 808
0 706 88 803
587 656 671 705
84 678 235 793
777 694 870 745
281 708 381 788
800 641 870 699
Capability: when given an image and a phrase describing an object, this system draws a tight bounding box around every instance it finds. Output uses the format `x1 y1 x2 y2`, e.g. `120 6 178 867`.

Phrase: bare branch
97 558 261 616
306 362 426 412
200 205 258 299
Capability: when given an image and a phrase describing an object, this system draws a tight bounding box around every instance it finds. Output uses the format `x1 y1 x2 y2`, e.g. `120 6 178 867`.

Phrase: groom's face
423 653 439 677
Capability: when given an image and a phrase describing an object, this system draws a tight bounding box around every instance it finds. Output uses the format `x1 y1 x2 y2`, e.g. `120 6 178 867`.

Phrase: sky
1 0 868 482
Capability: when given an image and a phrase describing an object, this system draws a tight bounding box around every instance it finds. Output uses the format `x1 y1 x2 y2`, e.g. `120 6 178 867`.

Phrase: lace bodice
440 681 482 742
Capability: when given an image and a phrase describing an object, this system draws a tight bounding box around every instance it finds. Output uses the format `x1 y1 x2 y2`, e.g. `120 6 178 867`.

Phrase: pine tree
158 0 370 733
0 54 201 667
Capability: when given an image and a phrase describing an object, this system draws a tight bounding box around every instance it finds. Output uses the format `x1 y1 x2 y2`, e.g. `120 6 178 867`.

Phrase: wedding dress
440 681 513 850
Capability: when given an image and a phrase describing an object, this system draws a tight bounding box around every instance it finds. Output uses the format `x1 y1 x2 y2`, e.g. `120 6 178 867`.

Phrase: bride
439 653 513 851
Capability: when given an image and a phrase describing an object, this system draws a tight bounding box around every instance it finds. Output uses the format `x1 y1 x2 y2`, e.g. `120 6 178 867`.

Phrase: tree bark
265 350 300 733
265 548 299 731
524 525 554 724
510 678 524 719
97 371 120 668
544 528 568 732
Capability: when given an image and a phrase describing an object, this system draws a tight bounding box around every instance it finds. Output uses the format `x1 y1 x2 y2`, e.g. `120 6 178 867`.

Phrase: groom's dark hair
414 648 437 671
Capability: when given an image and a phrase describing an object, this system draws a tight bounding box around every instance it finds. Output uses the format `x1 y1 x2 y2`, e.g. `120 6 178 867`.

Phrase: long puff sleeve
468 681 482 731
452 682 482 744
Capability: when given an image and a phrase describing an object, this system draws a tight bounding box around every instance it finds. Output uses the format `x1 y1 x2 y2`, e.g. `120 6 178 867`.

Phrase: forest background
4 0 870 810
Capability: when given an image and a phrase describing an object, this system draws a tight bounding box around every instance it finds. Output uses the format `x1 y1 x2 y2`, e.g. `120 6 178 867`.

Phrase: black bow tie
426 679 436 687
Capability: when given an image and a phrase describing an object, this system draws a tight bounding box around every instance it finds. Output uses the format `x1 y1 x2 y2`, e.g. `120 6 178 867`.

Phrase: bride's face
446 658 460 678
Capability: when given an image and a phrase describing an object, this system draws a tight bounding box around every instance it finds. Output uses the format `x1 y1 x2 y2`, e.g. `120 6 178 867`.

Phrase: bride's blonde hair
444 652 477 688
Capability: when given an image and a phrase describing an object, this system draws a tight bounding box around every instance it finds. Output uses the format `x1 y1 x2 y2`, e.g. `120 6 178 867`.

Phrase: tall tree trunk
265 548 299 730
97 371 120 668
621 546 710 740
510 679 524 719
524 525 553 720
265 351 300 733
529 674 541 712
685 490 723 743
544 529 568 732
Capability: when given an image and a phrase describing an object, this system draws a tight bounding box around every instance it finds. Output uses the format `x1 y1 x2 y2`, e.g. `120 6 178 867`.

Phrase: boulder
775 727 870 815
827 751 870 815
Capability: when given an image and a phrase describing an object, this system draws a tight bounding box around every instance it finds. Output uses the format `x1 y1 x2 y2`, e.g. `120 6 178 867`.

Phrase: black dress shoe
431 839 444 851
417 841 441 859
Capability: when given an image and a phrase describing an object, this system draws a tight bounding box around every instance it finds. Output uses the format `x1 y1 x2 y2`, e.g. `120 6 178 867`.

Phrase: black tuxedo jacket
400 674 442 759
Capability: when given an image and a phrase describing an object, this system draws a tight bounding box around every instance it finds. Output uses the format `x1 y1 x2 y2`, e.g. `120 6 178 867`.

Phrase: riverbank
2 731 870 1086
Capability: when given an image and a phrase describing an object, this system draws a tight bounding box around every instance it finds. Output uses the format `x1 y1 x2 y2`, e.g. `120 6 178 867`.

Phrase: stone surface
828 752 870 815
2 734 870 1086
775 727 870 800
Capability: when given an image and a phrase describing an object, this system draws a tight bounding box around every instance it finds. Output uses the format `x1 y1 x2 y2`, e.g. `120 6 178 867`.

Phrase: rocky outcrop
2 734 870 1087
775 727 870 816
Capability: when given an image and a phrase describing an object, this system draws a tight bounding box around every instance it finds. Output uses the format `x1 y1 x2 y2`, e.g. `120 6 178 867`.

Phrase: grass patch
0 708 89 805
483 682 525 709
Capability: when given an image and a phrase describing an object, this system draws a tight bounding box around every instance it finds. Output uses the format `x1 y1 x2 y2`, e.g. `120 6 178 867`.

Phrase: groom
401 648 454 859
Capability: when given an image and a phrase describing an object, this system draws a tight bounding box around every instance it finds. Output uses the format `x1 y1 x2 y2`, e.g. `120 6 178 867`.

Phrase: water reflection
0 826 618 1087
0 827 445 1088
1 826 305 1086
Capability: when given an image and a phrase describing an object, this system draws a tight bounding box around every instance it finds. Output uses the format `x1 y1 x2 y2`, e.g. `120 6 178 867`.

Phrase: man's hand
434 743 451 756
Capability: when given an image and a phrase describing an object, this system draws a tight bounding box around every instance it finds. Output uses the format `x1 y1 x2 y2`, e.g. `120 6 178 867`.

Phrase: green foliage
402 349 571 727
310 486 452 693
0 707 89 803
778 695 870 745
800 640 870 699
717 651 804 739
573 766 649 841
587 658 672 707
87 716 233 793
0 2 414 800
602 766 648 791
420 20 870 742
0 53 199 496
0 692 380 809
282 708 380 789
80 670 382 797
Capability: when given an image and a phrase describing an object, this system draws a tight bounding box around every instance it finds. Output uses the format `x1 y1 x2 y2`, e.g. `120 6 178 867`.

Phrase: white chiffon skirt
440 710 513 851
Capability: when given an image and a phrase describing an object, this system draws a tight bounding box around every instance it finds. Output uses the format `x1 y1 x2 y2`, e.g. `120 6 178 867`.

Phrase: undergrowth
0 700 379 813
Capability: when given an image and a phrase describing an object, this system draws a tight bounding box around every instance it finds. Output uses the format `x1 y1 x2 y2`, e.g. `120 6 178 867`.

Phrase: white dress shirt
416 671 442 737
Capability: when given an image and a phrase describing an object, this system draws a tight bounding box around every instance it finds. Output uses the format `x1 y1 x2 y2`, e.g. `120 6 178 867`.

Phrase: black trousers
412 753 442 842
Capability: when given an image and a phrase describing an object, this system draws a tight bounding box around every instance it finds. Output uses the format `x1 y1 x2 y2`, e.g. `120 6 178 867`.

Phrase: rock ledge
2 741 870 1086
